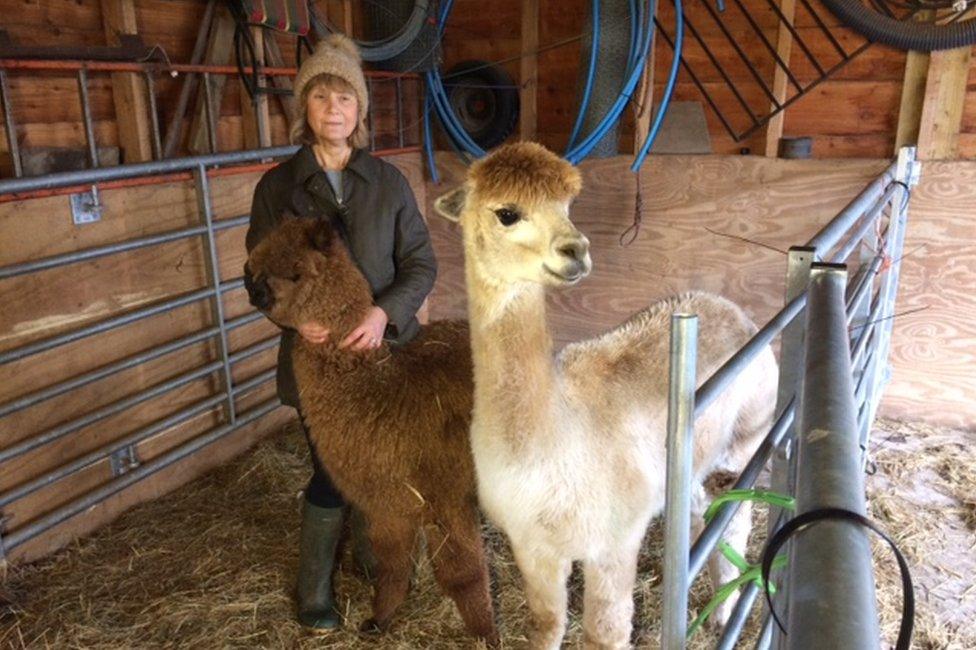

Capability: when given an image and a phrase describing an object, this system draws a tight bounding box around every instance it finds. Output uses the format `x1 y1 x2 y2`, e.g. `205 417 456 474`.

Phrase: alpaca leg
581 542 640 650
362 515 419 632
426 508 499 646
512 545 572 650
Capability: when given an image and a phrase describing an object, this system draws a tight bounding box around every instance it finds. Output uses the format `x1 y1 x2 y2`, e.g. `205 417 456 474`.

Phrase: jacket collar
294 144 375 184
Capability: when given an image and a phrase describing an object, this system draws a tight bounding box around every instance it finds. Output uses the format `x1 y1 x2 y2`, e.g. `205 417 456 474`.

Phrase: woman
244 34 437 631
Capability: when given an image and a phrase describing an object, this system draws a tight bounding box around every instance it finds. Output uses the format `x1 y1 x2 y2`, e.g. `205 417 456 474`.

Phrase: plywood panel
426 152 975 431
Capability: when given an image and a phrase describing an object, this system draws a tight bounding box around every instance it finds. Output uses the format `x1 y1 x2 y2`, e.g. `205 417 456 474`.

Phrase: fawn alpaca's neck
465 264 555 444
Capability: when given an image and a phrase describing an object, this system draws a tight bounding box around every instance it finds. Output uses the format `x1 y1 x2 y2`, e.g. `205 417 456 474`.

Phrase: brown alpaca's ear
308 219 335 252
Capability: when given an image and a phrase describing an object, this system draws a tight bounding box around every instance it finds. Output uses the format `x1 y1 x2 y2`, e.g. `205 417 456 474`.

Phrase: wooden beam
519 0 539 141
263 35 297 121
763 0 797 157
915 44 972 160
894 11 933 152
342 0 354 35
188 8 236 154
240 27 271 149
100 0 153 163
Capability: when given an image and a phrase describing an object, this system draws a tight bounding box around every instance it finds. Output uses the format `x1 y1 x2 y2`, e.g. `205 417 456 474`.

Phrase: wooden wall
0 150 426 564
0 0 421 171
425 152 976 432
439 0 976 159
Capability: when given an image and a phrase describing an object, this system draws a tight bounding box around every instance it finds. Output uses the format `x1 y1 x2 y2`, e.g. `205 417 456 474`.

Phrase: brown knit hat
293 34 369 122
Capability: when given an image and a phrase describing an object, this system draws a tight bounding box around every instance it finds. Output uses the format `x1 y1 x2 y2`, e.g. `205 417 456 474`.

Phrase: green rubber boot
296 501 344 630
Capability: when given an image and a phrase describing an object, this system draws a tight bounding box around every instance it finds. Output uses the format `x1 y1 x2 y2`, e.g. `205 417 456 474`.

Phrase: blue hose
423 94 439 182
566 0 655 164
566 0 601 153
631 0 683 171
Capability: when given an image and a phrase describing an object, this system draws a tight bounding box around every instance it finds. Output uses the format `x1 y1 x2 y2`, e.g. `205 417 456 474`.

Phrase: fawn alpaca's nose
553 236 589 263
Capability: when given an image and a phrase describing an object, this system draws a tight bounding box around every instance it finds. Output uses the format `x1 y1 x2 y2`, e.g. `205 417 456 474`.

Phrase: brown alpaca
246 216 498 645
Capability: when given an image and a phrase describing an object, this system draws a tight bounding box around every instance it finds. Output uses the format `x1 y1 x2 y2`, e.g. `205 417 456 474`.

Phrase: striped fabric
243 0 310 35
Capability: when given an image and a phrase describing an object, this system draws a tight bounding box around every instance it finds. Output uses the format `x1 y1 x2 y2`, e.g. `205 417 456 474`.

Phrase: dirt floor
1 417 973 649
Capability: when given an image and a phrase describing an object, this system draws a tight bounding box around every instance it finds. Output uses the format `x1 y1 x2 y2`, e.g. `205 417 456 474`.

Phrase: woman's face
306 84 358 146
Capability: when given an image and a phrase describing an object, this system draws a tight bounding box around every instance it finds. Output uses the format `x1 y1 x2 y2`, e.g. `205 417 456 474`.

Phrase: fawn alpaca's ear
433 185 468 223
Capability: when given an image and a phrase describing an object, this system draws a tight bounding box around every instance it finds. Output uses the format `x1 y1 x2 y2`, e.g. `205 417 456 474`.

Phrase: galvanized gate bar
662 314 698 649
0 145 298 194
695 293 806 417
806 166 895 257
0 214 251 280
830 184 899 264
195 166 237 425
786 264 879 649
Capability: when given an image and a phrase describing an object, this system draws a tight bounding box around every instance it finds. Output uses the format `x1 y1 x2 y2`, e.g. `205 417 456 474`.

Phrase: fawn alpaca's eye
494 208 521 226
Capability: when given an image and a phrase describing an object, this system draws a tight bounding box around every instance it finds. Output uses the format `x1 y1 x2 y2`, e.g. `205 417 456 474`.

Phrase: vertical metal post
202 72 218 154
194 165 236 424
77 67 102 210
395 76 405 149
0 68 22 177
768 245 813 649
661 314 698 650
786 263 879 649
144 71 162 160
77 68 99 168
867 147 917 430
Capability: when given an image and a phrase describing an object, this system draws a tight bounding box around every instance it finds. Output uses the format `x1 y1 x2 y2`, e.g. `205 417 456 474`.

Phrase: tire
819 0 976 51
442 61 520 150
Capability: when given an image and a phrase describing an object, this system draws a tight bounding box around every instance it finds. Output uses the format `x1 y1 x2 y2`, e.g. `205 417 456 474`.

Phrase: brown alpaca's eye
494 208 521 226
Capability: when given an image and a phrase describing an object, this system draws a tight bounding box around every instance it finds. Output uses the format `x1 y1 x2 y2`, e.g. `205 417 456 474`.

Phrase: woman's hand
298 322 330 344
340 306 389 351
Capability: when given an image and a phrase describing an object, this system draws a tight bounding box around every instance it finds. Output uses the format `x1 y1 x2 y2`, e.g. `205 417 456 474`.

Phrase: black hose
819 0 976 51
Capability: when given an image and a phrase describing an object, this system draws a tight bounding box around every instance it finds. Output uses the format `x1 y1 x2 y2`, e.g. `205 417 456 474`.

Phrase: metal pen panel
661 314 698 650
0 146 298 195
786 263 879 649
805 167 895 258
195 166 236 424
0 280 243 366
3 397 281 552
0 311 263 420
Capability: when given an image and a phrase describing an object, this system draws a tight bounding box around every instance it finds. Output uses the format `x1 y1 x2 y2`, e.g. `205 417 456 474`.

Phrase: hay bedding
1 418 973 649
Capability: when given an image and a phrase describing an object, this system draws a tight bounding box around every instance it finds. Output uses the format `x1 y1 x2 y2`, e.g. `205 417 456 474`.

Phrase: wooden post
342 0 354 34
520 0 539 141
763 0 797 157
100 0 153 163
188 8 236 154
240 27 272 149
894 11 933 152
915 45 972 160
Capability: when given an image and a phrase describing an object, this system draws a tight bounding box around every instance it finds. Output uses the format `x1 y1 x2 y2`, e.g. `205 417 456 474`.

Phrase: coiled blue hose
631 0 683 171
565 0 601 153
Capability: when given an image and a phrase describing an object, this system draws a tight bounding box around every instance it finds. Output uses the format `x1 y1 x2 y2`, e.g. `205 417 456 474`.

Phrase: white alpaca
434 143 777 649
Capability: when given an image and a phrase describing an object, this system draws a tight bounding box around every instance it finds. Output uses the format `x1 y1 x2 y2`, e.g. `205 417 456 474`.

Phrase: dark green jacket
244 145 437 407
